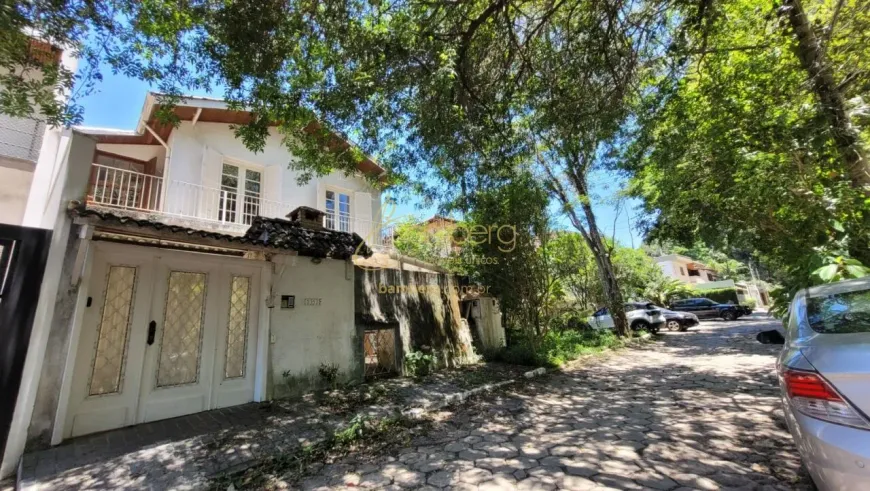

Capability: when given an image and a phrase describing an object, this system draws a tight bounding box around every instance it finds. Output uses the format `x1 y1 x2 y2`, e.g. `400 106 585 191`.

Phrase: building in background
654 254 769 307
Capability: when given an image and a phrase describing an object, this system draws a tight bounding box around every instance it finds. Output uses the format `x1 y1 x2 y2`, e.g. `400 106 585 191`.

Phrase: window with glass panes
325 190 351 232
220 162 262 225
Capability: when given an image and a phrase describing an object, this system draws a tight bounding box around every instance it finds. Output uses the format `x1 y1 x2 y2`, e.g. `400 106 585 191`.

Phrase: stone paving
294 313 814 490
18 363 528 490
20 313 814 490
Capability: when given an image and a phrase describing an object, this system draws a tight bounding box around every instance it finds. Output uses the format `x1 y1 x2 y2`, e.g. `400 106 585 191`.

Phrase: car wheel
722 311 736 321
631 320 649 331
666 320 682 331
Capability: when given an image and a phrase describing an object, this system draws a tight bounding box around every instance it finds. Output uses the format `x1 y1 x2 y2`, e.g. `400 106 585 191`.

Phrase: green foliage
493 329 629 368
333 414 369 445
392 218 464 272
547 310 593 332
643 277 695 306
403 351 436 378
318 363 340 389
463 173 557 336
624 0 870 301
742 298 757 309
694 288 740 305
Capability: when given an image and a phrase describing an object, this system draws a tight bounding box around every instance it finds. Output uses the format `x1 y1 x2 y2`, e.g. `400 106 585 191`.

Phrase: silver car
777 277 870 490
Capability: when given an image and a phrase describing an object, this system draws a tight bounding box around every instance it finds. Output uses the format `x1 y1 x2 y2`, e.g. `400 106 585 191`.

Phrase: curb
401 367 548 419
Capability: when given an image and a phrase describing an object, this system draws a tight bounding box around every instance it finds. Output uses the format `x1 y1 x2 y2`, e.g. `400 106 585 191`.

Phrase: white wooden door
137 255 219 423
65 244 261 438
211 263 261 409
65 245 155 437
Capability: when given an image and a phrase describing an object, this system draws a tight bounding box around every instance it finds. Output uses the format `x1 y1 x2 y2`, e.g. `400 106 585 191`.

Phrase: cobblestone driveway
301 314 814 490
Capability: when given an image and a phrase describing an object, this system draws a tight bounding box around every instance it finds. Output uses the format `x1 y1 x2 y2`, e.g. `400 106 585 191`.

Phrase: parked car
772 277 870 490
652 305 700 331
669 297 744 321
588 303 666 334
738 304 754 316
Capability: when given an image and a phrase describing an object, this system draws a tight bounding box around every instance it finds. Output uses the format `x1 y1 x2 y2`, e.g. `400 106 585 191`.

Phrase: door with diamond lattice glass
65 245 155 438
65 243 262 438
138 258 220 424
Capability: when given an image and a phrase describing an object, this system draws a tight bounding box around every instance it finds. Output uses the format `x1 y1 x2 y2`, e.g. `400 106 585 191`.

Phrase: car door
591 307 614 329
695 299 718 318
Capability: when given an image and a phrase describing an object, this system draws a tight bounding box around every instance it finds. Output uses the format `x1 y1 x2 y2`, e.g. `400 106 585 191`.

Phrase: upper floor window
325 190 351 232
220 162 261 225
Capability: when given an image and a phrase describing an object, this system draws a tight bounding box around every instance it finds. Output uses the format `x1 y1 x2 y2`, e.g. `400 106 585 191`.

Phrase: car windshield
806 287 870 334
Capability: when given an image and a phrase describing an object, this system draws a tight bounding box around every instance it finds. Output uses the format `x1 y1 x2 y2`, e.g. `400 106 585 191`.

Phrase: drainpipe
143 124 170 211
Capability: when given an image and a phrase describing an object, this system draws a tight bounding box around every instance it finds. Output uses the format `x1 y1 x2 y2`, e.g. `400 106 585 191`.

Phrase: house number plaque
303 298 322 306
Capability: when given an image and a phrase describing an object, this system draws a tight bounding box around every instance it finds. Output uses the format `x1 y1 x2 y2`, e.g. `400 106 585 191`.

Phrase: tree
6 1 678 336
462 173 558 337
624 0 870 303
779 0 870 193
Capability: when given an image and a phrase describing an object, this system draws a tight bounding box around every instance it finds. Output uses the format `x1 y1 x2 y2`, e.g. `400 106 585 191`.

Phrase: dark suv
669 297 744 321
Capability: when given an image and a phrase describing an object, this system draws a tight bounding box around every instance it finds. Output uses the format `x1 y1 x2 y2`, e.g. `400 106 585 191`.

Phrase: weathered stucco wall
25 225 80 450
268 255 362 398
355 267 477 370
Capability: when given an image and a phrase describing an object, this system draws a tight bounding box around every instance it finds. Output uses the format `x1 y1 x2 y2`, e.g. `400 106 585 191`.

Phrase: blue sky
78 68 646 247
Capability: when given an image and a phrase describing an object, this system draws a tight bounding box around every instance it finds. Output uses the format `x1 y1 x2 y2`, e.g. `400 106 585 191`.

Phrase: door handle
147 321 157 345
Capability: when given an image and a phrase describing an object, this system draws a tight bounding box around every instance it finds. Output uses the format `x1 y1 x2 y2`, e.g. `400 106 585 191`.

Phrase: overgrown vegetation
211 414 419 491
490 328 640 368
403 350 436 378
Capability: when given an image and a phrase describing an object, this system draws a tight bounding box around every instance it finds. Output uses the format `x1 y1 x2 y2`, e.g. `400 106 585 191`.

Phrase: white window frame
323 185 353 232
220 158 264 225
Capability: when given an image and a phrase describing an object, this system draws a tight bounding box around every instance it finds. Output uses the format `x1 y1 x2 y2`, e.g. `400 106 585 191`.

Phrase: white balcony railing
86 163 395 249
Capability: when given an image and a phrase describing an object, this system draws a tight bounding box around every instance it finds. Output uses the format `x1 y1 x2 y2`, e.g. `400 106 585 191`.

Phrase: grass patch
491 329 647 368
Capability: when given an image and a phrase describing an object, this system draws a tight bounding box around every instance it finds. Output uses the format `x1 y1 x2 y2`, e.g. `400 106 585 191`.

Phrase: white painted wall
268 255 358 396
0 157 35 225
96 144 165 169
3 130 95 478
164 122 381 222
656 260 679 279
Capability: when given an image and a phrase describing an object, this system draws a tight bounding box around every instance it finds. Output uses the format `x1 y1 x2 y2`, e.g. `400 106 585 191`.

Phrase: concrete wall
268 255 362 398
355 267 477 370
164 121 381 221
4 130 95 475
24 225 81 450
0 157 34 225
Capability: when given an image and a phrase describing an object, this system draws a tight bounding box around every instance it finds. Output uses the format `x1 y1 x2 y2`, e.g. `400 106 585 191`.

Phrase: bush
491 329 625 368
741 297 757 308
548 309 593 332
404 350 436 377
693 287 739 305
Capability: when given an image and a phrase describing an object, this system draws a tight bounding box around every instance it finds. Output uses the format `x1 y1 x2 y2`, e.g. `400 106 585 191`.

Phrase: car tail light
782 368 870 429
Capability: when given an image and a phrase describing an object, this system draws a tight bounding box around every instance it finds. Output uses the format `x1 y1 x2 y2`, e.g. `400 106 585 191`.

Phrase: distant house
653 254 769 307
653 254 719 284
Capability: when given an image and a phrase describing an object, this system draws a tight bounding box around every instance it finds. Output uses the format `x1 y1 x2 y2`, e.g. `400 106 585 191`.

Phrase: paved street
301 313 814 490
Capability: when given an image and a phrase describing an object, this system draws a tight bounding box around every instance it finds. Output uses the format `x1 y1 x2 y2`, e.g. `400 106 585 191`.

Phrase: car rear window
806 288 870 334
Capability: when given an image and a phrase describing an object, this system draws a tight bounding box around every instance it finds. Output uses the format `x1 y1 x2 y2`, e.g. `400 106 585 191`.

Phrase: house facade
653 254 719 285
79 92 386 243
653 254 769 307
0 92 400 477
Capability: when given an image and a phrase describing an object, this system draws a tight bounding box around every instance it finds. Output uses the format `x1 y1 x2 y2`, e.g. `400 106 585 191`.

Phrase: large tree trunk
781 0 870 193
580 199 630 337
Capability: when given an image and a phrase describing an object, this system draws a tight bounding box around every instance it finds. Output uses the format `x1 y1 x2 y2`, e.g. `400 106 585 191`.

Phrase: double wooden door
64 243 260 438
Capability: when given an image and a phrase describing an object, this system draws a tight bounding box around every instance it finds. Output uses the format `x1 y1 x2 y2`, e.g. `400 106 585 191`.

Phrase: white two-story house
79 92 386 242
2 92 396 477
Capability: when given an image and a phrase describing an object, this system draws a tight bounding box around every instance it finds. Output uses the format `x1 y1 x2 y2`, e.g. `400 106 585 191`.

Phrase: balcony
86 163 395 249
